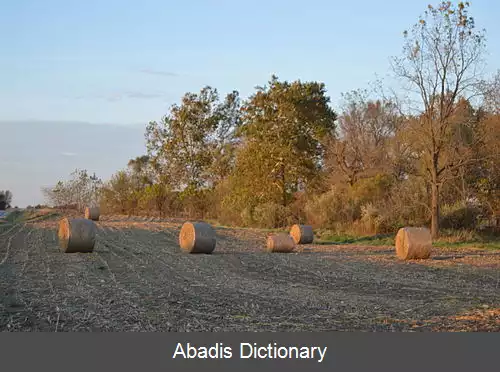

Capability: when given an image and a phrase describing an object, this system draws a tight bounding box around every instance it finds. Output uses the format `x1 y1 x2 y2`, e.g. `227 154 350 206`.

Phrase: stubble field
1 212 499 332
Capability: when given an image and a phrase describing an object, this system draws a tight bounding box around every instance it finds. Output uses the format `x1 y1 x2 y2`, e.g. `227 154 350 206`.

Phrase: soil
1 213 499 332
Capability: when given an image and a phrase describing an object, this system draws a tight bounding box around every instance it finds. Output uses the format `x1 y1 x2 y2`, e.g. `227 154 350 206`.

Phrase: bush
253 202 291 228
288 191 308 224
441 203 482 230
385 176 429 227
239 206 254 227
359 203 380 234
304 188 358 229
351 174 395 205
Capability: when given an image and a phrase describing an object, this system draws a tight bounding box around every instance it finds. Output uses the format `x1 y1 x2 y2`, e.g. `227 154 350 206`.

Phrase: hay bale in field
58 218 97 253
84 206 100 221
179 221 216 254
395 227 432 260
290 224 314 244
266 233 296 253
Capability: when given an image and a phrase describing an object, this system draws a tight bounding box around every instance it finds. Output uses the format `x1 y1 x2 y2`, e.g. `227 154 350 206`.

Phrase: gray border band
0 332 498 371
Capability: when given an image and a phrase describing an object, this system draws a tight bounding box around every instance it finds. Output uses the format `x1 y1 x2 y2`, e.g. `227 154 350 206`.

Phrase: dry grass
382 307 500 332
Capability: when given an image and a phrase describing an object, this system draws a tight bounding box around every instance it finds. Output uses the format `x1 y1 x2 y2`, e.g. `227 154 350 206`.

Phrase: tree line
44 2 500 238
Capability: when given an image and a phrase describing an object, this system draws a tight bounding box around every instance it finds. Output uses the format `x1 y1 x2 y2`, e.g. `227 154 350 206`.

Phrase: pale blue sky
0 0 499 207
2 0 499 124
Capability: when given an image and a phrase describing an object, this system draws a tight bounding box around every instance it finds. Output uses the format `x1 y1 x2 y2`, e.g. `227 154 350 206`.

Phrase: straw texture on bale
395 227 432 260
179 221 216 253
266 233 296 253
84 206 100 221
290 224 314 244
58 218 97 253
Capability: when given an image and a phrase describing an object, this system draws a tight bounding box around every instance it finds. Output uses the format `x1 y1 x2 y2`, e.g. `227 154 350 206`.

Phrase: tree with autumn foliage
391 1 488 238
222 75 337 227
329 88 403 186
53 2 499 236
145 87 241 193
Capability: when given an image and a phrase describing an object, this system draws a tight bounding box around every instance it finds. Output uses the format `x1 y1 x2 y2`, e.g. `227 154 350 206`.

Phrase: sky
1 0 499 206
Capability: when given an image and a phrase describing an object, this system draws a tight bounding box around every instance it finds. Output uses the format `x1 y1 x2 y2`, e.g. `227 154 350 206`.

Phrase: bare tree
42 169 103 210
482 70 500 114
331 89 402 186
391 1 487 238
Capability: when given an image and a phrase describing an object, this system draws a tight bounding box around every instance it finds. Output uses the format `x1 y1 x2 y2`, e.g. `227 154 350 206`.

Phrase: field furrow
0 216 498 332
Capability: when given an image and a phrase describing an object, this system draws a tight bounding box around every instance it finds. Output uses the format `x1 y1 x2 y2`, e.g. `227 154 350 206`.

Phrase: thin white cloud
61 152 77 157
106 94 123 102
125 91 165 99
106 91 167 101
73 90 168 102
139 68 179 77
0 160 22 166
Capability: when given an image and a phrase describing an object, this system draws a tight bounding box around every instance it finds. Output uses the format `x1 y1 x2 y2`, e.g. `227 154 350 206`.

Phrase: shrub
304 188 358 229
253 202 291 228
441 203 482 230
239 206 254 227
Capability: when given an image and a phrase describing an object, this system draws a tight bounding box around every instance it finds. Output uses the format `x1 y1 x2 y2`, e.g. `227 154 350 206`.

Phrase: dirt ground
1 213 499 332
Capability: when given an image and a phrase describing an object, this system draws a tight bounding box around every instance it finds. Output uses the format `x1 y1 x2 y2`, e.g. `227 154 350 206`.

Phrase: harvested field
1 213 499 332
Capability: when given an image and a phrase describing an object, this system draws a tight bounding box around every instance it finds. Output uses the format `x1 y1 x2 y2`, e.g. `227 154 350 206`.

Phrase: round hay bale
290 224 314 244
84 206 100 221
58 218 97 253
179 221 216 254
395 227 432 260
266 233 296 253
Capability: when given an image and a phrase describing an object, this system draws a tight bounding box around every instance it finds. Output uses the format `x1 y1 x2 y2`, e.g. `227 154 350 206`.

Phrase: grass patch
314 228 500 250
314 230 394 246
434 229 500 250
433 240 500 250
4 210 25 224
1 209 60 225
24 211 60 222
209 223 500 250
208 219 286 233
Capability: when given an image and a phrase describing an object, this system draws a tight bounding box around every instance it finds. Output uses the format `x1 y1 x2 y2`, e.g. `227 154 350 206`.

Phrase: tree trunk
431 182 440 239
281 163 287 207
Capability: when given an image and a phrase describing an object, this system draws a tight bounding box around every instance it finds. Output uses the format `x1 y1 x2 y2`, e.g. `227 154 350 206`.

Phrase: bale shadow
313 241 351 246
432 255 466 261
298 247 394 255
431 251 500 261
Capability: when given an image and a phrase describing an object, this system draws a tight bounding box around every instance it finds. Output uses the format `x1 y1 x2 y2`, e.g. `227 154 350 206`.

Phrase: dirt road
1 214 499 331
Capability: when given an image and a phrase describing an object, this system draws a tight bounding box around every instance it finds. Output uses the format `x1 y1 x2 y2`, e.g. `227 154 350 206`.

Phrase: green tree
204 90 242 187
145 86 241 191
128 155 153 187
125 155 154 214
141 183 171 218
226 75 337 226
100 171 134 214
